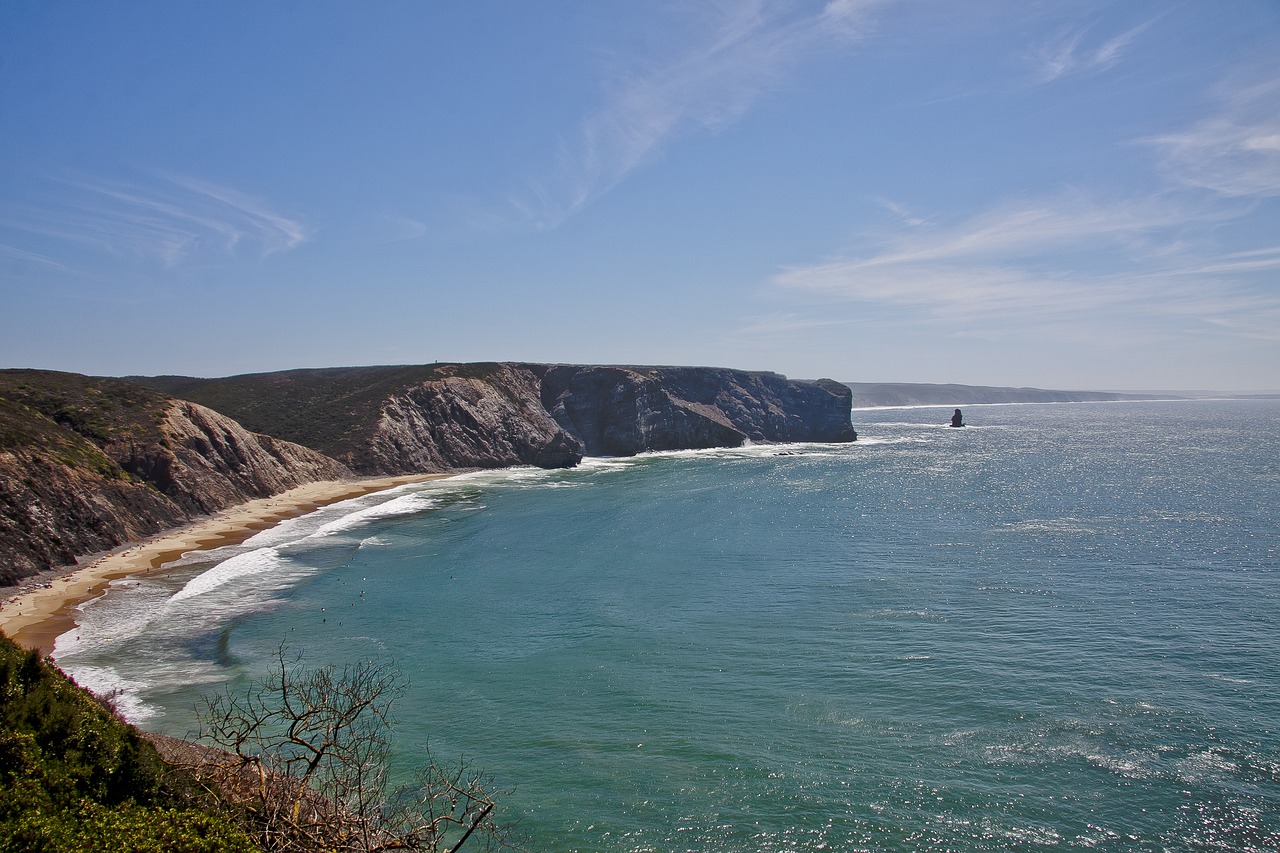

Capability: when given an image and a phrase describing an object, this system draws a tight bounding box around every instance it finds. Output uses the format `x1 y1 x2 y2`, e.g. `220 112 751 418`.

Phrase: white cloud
0 242 72 272
769 192 1279 343
0 172 310 268
1030 17 1155 84
512 0 884 230
1148 75 1280 198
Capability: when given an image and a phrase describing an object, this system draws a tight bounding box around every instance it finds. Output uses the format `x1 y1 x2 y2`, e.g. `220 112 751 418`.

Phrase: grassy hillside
0 396 122 480
0 370 172 454
0 631 254 852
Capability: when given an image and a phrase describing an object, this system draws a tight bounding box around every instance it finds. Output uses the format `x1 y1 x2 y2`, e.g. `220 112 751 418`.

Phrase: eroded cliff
138 363 855 473
3 363 855 585
0 371 352 584
542 366 856 455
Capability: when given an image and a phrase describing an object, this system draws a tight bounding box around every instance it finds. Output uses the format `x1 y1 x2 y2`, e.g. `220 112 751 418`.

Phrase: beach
0 474 449 655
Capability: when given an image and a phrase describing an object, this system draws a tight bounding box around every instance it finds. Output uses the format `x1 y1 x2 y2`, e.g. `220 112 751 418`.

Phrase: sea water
54 400 1280 850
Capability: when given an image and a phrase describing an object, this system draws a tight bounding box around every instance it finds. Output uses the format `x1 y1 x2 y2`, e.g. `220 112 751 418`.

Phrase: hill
843 381 1175 408
131 363 856 474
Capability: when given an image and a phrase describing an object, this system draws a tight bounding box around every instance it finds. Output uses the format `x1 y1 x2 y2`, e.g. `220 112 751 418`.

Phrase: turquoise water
56 400 1280 850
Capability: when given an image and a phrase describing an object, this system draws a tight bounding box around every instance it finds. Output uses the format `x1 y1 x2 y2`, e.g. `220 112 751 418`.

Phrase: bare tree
186 645 521 852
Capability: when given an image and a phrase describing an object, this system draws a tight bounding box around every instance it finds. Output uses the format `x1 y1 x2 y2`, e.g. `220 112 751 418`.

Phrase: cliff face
0 449 188 586
0 371 353 585
360 365 582 474
139 363 855 473
3 364 855 585
541 366 856 456
130 401 353 514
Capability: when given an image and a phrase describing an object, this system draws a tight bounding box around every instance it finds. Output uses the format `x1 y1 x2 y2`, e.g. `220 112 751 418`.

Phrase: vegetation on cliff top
0 370 171 454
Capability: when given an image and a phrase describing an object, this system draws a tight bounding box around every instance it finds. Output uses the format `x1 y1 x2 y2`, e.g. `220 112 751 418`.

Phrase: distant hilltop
843 382 1179 408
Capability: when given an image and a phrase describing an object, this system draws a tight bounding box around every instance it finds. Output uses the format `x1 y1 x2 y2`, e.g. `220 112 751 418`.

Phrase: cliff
137 363 855 474
541 366 855 455
2 364 853 585
0 370 351 585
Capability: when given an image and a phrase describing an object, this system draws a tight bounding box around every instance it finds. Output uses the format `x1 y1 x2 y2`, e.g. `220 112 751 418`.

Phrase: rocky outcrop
360 365 583 474
0 449 188 586
541 366 856 456
127 401 353 515
137 363 855 474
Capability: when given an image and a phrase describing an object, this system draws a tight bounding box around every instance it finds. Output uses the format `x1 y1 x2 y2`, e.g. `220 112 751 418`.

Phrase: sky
2 1 1278 391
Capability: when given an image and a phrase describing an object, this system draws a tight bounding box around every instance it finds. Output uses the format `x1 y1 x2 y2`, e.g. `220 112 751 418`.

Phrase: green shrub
0 632 256 852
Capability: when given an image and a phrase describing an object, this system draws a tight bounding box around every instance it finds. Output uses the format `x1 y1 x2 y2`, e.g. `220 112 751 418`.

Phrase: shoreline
0 474 450 656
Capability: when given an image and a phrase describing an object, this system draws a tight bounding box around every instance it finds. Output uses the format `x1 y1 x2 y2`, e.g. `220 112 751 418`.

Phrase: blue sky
2 1 1278 390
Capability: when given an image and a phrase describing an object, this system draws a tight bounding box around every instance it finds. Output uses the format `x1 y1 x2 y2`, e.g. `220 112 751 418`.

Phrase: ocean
54 400 1280 851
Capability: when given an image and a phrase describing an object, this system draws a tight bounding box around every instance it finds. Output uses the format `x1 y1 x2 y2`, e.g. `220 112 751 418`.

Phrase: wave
170 547 289 602
313 492 439 537
60 665 158 723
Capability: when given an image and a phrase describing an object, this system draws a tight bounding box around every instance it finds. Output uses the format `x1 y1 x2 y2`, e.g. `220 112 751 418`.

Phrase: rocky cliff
541 366 856 455
0 370 351 584
3 363 854 584
138 363 856 473
361 365 582 474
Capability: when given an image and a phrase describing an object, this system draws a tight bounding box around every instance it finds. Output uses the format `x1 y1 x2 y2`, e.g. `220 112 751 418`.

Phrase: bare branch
187 645 521 852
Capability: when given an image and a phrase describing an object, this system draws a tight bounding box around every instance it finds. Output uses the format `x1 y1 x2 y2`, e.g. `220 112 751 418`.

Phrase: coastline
0 474 450 656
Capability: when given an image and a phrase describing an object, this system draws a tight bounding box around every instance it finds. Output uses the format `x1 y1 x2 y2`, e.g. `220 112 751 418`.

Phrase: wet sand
0 474 449 655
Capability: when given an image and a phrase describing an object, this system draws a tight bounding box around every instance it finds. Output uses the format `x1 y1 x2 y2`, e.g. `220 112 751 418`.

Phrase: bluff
0 370 351 585
2 364 853 584
137 363 856 474
542 365 856 456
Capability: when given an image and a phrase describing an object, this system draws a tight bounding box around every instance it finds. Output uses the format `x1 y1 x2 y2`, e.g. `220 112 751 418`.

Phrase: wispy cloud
511 0 884 230
729 312 857 339
1029 17 1155 84
768 191 1279 341
1147 74 1280 198
0 172 309 268
0 242 71 272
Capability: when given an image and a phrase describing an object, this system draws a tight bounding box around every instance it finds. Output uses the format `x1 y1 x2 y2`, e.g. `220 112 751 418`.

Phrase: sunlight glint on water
56 401 1280 851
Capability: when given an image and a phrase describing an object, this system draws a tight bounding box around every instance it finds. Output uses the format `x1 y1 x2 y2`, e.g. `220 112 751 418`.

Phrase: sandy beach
0 474 449 656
